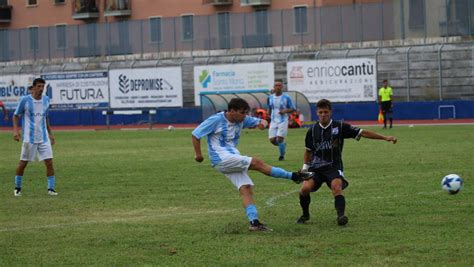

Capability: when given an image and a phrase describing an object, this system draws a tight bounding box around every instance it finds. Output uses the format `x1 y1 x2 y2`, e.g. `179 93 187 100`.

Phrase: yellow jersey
379 86 393 102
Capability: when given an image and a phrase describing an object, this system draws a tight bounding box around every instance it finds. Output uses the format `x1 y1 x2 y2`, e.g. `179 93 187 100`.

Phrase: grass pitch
0 125 473 266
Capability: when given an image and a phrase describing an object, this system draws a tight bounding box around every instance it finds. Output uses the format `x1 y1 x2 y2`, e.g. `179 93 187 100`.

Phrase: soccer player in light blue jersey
267 79 296 161
12 78 58 197
192 98 312 232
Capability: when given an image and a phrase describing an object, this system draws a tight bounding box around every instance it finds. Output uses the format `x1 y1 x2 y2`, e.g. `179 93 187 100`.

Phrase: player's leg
38 142 57 196
224 171 272 232
13 143 36 196
268 123 279 146
248 157 313 183
296 178 316 224
14 160 28 196
388 104 393 128
329 174 349 226
276 122 288 161
382 102 388 129
276 136 286 161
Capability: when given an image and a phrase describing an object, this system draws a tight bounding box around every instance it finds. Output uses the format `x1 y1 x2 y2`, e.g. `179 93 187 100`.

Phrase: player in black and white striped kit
297 99 397 226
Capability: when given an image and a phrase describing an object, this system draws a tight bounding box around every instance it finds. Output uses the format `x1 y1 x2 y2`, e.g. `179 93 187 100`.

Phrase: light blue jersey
192 112 260 166
268 93 295 124
14 95 50 144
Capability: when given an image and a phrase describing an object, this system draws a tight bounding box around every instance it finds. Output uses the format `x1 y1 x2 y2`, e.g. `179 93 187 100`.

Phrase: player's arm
360 129 397 144
13 114 21 141
257 119 268 130
192 135 204 162
46 117 55 145
1 104 8 121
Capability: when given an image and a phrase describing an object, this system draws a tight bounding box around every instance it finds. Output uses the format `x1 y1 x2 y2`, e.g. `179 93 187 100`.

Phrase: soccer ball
167 125 174 131
441 174 464 194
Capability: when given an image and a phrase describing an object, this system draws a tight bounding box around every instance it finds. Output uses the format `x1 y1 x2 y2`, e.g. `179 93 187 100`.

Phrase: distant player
378 79 394 129
267 79 295 161
0 99 8 121
297 99 397 226
12 78 58 196
192 98 312 232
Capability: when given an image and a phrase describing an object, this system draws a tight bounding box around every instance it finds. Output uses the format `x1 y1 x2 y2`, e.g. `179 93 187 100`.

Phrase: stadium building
0 0 473 126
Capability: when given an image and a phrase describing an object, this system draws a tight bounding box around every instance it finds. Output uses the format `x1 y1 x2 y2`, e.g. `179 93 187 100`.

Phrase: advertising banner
0 75 35 110
287 58 377 103
42 71 109 109
194 63 274 105
109 67 182 109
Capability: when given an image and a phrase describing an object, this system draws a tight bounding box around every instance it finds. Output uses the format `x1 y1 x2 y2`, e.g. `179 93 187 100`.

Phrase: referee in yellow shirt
378 80 393 129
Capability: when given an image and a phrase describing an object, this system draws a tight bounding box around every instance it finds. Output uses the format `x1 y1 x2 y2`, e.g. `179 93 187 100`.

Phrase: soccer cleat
337 215 348 226
278 155 285 161
296 215 310 224
249 220 273 232
291 171 314 184
14 187 22 197
47 189 58 196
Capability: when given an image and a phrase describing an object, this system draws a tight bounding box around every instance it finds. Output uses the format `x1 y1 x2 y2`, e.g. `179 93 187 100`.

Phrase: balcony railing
203 0 233 5
240 0 270 6
72 0 99 20
104 0 131 17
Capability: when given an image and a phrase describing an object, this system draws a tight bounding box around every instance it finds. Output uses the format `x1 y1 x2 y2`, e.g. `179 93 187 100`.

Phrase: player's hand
195 155 204 162
385 136 397 144
257 119 268 130
13 132 20 142
278 109 285 115
49 134 55 145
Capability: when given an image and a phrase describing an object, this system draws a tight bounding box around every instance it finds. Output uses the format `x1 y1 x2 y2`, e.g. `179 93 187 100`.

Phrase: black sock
299 193 311 218
389 118 393 127
334 195 345 217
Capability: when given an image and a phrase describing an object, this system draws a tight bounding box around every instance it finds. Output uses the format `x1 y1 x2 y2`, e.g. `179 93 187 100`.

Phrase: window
28 26 39 51
409 0 425 29
54 0 65 4
294 6 308 34
27 0 37 6
217 12 230 49
149 17 162 43
255 9 268 35
182 15 194 41
0 0 8 6
56 24 66 49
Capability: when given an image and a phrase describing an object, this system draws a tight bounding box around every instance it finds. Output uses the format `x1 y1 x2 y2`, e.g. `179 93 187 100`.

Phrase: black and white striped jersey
305 120 362 170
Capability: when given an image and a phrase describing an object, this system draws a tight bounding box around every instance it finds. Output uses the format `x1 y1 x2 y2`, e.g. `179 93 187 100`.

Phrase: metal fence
0 0 472 62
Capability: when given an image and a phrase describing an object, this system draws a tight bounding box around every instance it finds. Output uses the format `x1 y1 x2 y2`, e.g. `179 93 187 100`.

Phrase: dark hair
33 78 46 85
228 98 250 112
275 79 283 84
316 99 332 110
383 79 388 83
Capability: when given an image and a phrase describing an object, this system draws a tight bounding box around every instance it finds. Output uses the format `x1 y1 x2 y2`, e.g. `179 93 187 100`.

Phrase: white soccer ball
167 125 174 131
441 174 464 194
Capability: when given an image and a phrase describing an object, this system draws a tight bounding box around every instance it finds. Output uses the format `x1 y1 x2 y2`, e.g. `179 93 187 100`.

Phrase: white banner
287 58 377 103
42 71 109 109
109 67 183 109
0 74 36 110
194 62 274 105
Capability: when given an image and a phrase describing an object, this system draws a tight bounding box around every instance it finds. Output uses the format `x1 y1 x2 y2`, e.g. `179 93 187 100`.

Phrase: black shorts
381 101 392 113
308 166 349 192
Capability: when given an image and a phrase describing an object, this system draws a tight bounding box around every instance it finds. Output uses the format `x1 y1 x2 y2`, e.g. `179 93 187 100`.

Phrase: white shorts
268 121 288 138
214 154 254 190
20 142 53 162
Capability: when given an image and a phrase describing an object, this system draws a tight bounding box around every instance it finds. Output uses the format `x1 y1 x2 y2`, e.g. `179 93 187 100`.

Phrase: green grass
0 125 473 266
